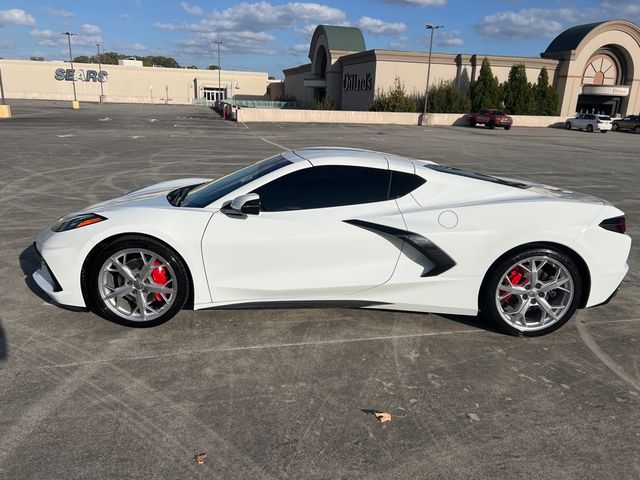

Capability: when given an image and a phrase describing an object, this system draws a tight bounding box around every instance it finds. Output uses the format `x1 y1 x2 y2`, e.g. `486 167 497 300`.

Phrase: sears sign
54 68 108 83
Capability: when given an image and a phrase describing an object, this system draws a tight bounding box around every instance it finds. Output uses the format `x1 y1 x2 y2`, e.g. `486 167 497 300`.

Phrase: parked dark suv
612 115 640 133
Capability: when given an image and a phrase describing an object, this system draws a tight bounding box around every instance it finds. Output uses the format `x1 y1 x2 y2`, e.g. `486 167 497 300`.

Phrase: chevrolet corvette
33 147 630 336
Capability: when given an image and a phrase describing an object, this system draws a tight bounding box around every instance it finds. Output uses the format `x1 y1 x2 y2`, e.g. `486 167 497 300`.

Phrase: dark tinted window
255 165 391 211
389 171 426 198
425 164 531 189
180 154 291 208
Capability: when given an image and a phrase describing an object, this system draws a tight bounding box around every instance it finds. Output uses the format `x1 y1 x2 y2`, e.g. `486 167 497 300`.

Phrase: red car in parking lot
468 109 513 130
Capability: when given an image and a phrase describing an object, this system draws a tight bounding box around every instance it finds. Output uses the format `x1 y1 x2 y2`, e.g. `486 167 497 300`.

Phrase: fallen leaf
374 412 392 423
195 453 207 465
466 412 480 422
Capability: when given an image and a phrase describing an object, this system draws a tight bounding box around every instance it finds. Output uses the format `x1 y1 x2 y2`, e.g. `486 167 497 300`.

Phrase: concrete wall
236 108 566 127
236 108 421 125
0 59 270 104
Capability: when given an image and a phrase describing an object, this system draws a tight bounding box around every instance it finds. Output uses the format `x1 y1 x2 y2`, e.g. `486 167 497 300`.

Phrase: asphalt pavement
0 100 638 479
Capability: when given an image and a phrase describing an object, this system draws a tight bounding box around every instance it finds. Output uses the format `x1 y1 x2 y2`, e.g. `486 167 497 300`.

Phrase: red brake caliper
500 267 524 303
150 260 168 302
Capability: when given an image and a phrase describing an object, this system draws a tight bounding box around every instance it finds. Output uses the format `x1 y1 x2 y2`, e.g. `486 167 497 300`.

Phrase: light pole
62 32 77 103
214 40 222 99
96 43 104 102
422 24 444 125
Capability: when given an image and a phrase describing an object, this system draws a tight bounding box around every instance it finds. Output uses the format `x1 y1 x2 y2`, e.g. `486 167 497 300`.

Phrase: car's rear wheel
586 124 594 132
635 126 640 134
86 237 189 327
564 122 572 130
612 123 619 131
480 248 582 336
469 119 476 127
487 121 495 129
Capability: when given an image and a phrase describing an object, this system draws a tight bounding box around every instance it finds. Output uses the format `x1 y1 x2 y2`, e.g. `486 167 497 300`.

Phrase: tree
186 65 198 69
416 80 471 113
470 58 501 111
30 56 44 61
207 65 220 70
268 75 276 80
73 55 91 63
369 77 416 112
534 67 559 115
503 64 536 115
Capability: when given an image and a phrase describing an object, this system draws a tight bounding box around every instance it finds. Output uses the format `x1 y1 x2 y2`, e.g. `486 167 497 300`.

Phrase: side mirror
221 193 261 216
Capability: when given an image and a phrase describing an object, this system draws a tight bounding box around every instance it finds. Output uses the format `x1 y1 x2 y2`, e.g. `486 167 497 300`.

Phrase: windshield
178 154 292 208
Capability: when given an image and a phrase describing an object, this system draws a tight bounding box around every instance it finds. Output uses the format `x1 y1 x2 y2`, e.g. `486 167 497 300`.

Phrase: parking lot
0 100 638 479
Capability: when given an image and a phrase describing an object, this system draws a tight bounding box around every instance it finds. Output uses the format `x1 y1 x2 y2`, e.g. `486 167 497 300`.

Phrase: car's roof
291 146 418 169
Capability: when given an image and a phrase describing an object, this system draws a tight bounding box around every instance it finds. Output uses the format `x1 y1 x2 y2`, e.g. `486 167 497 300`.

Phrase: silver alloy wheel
98 248 177 322
495 255 574 332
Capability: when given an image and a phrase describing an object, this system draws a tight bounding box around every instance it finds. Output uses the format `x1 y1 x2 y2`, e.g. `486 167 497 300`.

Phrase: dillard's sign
343 72 372 91
54 68 109 83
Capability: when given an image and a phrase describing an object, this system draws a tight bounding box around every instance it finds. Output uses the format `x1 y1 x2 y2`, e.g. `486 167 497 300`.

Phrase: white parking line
261 138 289 150
37 328 483 369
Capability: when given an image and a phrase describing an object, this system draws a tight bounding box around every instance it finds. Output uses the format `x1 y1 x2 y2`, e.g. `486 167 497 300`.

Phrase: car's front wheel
487 121 495 129
480 247 582 336
635 126 640 134
504 125 511 130
564 122 572 130
612 123 619 131
86 236 189 327
586 124 594 132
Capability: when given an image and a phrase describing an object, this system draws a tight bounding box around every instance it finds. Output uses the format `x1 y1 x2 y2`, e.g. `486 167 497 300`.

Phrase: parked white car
564 114 612 132
33 147 630 336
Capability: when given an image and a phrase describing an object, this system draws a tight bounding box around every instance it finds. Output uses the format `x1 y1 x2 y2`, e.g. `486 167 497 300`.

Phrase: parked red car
468 109 513 130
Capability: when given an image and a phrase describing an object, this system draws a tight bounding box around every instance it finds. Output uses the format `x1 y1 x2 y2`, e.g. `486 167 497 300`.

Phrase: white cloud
41 6 74 18
121 14 130 20
474 8 570 39
380 0 446 6
181 2 203 16
82 24 101 34
0 9 36 27
156 1 346 57
130 42 147 51
356 16 406 36
437 30 463 47
31 29 102 48
156 2 346 33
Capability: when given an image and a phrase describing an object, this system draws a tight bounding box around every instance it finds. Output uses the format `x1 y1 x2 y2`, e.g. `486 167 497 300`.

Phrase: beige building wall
282 64 314 103
0 59 270 104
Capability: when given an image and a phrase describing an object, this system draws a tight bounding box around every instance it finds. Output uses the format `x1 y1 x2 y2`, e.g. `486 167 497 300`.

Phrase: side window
389 171 426 199
255 165 391 212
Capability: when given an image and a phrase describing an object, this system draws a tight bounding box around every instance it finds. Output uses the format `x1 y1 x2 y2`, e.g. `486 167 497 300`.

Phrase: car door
201 165 408 303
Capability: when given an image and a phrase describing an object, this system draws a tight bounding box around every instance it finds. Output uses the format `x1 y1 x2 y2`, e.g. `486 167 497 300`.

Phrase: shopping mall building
283 20 640 116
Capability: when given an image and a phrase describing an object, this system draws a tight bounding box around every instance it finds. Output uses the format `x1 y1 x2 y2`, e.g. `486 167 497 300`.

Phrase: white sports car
33 147 630 336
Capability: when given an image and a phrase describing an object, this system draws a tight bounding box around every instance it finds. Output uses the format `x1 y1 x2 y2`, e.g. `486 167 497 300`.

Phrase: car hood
86 178 211 211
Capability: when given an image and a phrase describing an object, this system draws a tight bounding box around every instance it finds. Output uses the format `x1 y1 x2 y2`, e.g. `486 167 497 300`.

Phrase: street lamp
96 43 104 102
422 24 444 124
214 40 223 100
61 32 77 103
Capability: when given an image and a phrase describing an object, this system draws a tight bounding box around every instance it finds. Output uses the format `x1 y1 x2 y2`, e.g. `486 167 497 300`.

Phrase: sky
1 0 639 78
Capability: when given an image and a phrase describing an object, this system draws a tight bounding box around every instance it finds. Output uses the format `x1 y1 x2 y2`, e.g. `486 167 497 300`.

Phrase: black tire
479 247 582 337
612 123 619 131
487 121 495 129
504 125 511 130
85 236 189 327
469 119 477 127
635 126 640 134
564 122 572 130
586 124 593 132
601 130 607 133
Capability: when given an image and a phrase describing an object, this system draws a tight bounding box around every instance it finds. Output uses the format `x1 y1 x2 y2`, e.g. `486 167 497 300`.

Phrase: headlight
51 213 107 232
